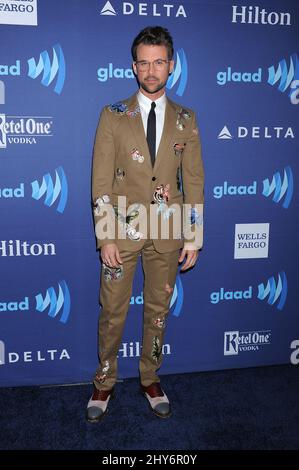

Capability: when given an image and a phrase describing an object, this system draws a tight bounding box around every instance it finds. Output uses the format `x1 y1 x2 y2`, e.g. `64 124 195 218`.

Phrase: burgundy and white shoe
141 382 171 418
86 386 114 423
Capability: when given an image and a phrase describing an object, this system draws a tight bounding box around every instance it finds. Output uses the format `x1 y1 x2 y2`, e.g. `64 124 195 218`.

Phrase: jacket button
151 201 155 204
152 176 156 181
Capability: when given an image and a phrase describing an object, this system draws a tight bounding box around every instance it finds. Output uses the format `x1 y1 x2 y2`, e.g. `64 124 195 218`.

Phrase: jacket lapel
154 97 177 173
125 94 152 172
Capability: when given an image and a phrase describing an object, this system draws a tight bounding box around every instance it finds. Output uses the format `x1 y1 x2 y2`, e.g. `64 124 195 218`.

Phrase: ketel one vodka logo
224 330 271 356
0 114 53 149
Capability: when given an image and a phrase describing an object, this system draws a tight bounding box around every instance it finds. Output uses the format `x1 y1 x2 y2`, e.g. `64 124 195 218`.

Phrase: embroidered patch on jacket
116 168 125 180
131 147 144 163
126 105 140 118
153 184 174 219
95 360 110 384
151 336 162 363
173 142 186 157
108 101 128 115
153 184 170 204
93 194 110 216
103 263 124 281
176 107 191 131
113 204 143 241
154 317 165 329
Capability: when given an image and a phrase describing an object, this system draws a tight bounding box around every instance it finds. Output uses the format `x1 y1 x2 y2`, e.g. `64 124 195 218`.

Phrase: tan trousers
93 239 180 390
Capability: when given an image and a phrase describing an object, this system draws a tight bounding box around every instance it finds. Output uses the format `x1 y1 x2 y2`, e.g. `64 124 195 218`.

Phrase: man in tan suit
87 26 204 422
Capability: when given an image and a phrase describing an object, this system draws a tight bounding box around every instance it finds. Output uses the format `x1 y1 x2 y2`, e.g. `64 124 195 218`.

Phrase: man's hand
101 243 122 268
178 248 199 272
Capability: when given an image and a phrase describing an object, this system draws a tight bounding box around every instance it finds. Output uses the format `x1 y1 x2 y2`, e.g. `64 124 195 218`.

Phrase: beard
139 76 168 95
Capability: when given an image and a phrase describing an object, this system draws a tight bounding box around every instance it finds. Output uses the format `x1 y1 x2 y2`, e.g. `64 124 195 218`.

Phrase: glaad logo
0 44 65 94
218 125 294 140
130 276 184 317
0 280 71 323
213 167 293 209
0 114 53 149
166 48 188 97
262 166 293 209
210 271 287 310
169 275 184 317
97 63 134 82
224 330 271 356
268 54 299 104
97 48 187 96
257 271 287 311
290 340 299 365
217 67 262 86
31 167 68 213
0 167 68 213
0 340 70 366
99 1 187 17
27 44 66 94
35 280 71 324
216 53 299 104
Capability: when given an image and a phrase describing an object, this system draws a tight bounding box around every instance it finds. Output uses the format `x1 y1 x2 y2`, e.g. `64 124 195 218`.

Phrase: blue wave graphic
27 44 66 94
257 271 287 310
31 166 68 213
35 280 71 324
262 166 293 209
268 53 299 98
170 275 184 317
167 49 188 97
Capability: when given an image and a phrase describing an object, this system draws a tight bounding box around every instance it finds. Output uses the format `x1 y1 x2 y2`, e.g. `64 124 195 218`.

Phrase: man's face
133 44 174 97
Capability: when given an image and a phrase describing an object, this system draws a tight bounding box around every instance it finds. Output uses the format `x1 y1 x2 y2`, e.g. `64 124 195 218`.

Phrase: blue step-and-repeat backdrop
1 0 299 387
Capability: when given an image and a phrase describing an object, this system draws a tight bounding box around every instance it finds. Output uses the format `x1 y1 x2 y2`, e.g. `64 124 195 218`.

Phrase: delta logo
99 1 187 18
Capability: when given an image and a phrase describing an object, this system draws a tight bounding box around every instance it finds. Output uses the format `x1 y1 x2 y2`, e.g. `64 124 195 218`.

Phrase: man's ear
169 60 174 75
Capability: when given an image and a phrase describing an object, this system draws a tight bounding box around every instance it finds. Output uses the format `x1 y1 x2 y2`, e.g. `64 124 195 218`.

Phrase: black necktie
147 101 156 167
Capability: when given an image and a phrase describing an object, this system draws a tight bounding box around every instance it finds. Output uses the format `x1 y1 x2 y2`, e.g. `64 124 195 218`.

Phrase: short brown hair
131 26 174 61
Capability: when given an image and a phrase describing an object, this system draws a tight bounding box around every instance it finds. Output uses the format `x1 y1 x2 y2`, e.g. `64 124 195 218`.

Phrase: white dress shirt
137 90 166 155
